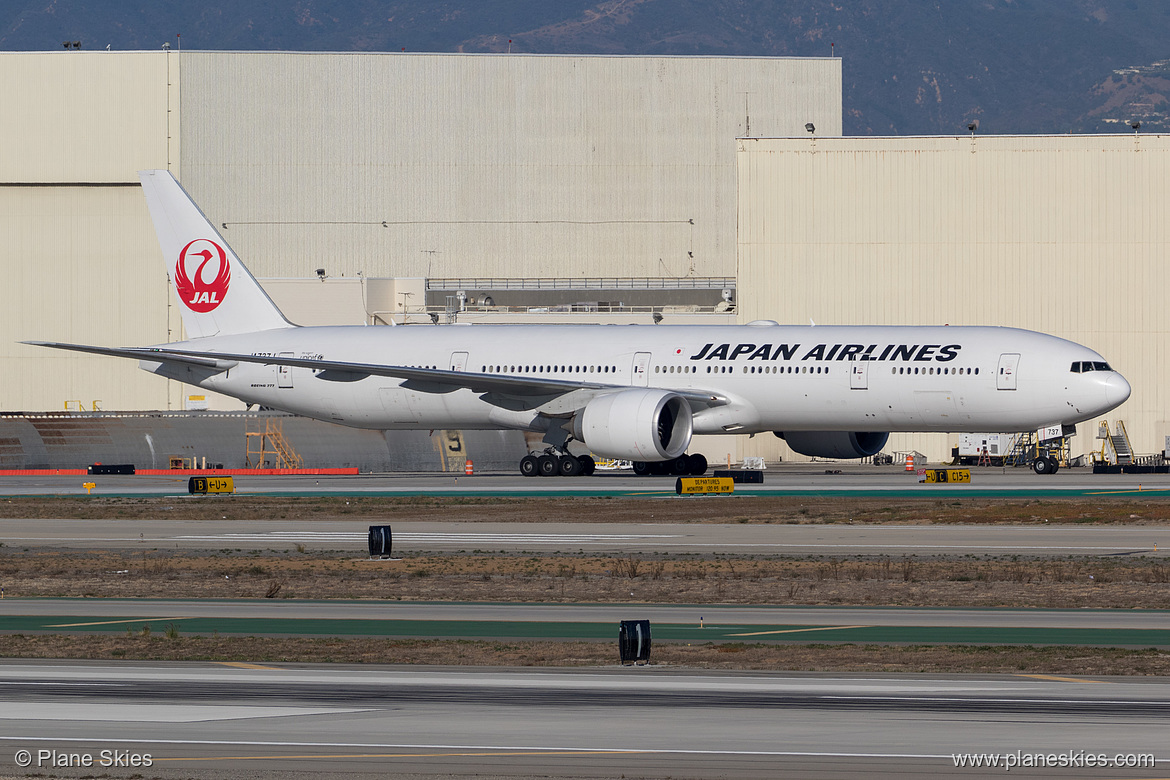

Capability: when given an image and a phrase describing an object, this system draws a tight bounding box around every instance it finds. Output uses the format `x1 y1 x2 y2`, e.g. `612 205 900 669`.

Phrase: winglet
138 170 292 339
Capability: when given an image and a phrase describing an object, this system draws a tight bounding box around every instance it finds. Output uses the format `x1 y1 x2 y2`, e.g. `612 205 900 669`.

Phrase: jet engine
775 431 889 459
575 389 693 461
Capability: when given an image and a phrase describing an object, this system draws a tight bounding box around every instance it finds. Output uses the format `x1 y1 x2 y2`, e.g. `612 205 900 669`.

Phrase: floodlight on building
316 268 326 280
804 122 815 134
1131 120 1141 133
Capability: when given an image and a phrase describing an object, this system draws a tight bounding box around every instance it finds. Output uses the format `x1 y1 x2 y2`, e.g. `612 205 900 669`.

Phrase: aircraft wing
25 342 727 406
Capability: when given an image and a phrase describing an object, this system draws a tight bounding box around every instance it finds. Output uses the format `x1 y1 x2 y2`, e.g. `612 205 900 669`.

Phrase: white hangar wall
1 50 839 412
177 52 841 281
0 51 183 412
736 134 1168 462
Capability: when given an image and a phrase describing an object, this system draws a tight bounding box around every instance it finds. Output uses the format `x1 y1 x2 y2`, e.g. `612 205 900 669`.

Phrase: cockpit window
1071 361 1113 373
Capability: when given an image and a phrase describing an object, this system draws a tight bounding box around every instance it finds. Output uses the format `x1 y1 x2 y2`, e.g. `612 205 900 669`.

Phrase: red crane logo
175 239 231 313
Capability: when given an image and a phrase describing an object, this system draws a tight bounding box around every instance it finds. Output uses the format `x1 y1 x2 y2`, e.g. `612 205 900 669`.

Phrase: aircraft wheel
578 455 596 476
669 455 691 476
649 461 670 476
537 454 558 477
1047 456 1060 474
519 455 539 478
1032 457 1052 475
632 461 650 476
686 453 708 476
558 454 583 477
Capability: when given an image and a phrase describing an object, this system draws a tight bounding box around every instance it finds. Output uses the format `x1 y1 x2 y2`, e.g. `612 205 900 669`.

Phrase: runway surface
2 599 1168 647
0 660 1164 778
3 465 1170 497
2 517 1166 556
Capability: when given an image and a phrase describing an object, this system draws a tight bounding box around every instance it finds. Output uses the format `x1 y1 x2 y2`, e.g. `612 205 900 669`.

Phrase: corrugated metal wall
1 50 839 413
0 51 181 411
737 135 1169 461
0 51 174 181
179 53 841 281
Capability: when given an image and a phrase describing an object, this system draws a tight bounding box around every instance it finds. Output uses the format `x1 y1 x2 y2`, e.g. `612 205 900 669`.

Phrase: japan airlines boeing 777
29 170 1131 477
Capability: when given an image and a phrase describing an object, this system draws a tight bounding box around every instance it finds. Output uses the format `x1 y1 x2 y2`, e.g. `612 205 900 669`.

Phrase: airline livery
30 171 1131 477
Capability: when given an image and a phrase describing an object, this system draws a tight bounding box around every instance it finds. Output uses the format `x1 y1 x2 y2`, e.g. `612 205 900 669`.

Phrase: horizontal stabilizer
24 341 239 371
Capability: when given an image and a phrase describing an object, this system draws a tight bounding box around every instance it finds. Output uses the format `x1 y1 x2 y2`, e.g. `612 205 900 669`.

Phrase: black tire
649 461 670 476
1047 456 1060 474
1032 457 1051 475
537 454 558 477
632 461 650 476
578 455 596 476
558 454 583 477
669 455 690 475
686 453 708 476
519 455 539 478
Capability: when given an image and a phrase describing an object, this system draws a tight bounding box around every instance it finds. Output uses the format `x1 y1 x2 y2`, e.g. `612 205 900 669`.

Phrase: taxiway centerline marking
729 625 871 637
1015 673 1109 684
46 617 192 628
216 662 282 671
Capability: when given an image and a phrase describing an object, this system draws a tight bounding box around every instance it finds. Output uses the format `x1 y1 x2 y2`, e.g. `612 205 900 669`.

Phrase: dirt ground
2 548 1169 608
3 494 1170 525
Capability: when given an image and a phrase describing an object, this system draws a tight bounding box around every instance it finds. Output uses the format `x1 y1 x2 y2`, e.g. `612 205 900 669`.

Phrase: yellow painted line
729 625 870 637
216 662 282 670
46 616 191 628
1086 488 1170 495
155 749 644 762
1016 673 1109 684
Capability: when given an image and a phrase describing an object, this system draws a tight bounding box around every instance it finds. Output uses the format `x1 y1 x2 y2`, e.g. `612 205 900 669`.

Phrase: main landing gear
519 451 597 478
632 453 708 477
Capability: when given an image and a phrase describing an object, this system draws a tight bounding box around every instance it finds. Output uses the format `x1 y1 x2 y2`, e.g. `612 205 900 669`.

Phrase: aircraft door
849 358 868 390
277 352 294 388
997 353 1020 390
632 352 652 386
450 351 469 372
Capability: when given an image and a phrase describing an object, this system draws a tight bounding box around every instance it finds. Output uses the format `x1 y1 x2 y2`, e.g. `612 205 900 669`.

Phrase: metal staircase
1005 432 1036 466
1110 420 1134 465
245 416 304 469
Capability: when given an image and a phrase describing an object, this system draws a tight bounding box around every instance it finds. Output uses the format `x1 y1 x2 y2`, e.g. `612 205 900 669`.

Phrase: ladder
245 416 304 469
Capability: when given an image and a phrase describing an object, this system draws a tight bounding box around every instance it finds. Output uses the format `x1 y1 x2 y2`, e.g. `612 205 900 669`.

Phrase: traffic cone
465 459 474 475
904 455 914 472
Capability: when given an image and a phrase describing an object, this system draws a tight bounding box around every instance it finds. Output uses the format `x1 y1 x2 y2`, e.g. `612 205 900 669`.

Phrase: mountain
3 0 1168 135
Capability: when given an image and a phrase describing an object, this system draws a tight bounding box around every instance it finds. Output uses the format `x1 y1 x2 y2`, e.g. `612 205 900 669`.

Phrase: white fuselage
146 322 1130 436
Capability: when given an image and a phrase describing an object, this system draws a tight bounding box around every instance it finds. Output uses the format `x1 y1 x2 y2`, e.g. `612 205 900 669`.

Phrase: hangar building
2 50 1161 466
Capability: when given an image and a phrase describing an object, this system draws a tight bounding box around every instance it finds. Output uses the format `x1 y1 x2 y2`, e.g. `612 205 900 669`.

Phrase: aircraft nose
1103 372 1131 410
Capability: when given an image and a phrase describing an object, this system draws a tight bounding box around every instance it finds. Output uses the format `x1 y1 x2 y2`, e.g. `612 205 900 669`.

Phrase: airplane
28 170 1131 477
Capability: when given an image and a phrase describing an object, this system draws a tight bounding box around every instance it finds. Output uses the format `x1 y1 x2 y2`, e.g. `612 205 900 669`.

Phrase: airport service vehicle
29 171 1131 477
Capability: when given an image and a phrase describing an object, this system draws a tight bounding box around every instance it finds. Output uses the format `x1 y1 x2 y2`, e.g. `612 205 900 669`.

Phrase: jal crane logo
175 239 230 312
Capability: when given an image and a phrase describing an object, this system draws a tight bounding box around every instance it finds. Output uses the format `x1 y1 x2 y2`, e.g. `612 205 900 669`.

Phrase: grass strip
2 634 1169 675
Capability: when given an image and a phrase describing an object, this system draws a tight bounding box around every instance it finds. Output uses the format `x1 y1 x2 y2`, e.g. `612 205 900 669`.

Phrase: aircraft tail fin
138 170 292 339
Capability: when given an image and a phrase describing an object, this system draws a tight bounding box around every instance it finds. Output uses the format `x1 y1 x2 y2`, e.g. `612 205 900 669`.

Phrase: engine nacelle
575 389 693 461
775 431 889 459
